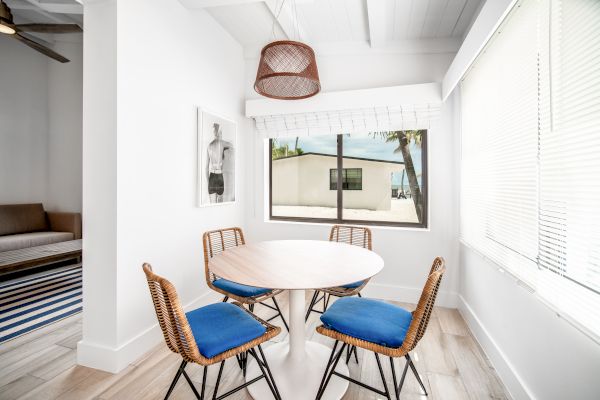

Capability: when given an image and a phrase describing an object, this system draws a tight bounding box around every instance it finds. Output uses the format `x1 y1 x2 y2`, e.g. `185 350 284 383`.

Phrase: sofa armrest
46 212 82 239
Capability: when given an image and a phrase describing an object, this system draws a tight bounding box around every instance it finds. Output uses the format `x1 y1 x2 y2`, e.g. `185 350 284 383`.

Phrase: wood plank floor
0 291 510 400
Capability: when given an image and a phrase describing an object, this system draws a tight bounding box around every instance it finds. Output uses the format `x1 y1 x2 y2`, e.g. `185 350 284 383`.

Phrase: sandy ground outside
272 198 419 223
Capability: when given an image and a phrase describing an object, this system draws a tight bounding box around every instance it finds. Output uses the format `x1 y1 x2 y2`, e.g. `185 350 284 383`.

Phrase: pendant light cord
271 0 287 40
271 0 301 41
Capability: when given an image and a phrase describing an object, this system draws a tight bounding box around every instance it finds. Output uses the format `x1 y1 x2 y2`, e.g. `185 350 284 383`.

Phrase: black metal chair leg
272 296 289 332
397 356 410 394
389 357 400 400
258 344 281 400
305 290 319 321
316 343 347 400
222 296 228 302
345 346 358 364
323 293 331 312
242 351 248 377
200 365 208 400
357 292 362 297
374 353 391 400
212 360 225 400
407 354 428 395
182 369 202 399
164 360 186 400
316 340 339 398
249 348 280 400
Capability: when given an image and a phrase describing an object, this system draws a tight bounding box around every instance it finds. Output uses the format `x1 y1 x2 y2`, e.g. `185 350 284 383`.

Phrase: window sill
265 217 431 232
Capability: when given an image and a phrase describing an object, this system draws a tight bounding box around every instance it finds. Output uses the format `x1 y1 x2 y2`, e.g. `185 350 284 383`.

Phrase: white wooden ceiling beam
366 0 386 48
22 0 83 15
442 0 516 100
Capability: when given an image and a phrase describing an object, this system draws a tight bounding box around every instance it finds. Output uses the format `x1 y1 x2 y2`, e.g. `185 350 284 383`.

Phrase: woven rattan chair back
401 257 445 352
329 225 372 250
142 263 201 363
202 227 245 283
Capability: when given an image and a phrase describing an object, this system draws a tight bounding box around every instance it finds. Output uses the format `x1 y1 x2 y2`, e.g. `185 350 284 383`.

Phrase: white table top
208 239 384 290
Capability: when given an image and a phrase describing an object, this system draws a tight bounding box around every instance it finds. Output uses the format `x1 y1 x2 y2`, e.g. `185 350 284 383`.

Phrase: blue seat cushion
320 297 413 348
186 302 266 358
213 278 271 297
341 280 364 289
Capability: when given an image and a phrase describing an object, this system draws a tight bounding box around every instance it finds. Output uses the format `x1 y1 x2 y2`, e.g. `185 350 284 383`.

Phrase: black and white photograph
197 108 236 206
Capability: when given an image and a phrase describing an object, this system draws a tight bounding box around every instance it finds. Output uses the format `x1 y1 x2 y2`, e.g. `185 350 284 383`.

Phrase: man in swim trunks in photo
206 122 232 203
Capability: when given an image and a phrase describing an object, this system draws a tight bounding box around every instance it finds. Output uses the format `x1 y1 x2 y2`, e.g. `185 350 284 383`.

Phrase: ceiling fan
0 0 81 63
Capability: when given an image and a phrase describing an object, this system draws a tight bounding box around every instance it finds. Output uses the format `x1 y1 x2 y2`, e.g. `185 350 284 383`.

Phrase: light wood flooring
0 291 509 400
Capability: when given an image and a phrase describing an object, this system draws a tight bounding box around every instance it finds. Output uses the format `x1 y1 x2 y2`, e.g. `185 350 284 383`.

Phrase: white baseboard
457 295 534 400
362 282 459 308
77 290 222 373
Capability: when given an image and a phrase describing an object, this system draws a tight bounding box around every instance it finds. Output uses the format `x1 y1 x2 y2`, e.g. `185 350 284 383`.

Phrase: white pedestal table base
246 341 349 400
246 289 348 399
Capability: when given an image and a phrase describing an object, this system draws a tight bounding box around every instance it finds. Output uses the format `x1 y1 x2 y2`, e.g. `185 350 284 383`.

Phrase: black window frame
330 168 363 190
269 133 428 228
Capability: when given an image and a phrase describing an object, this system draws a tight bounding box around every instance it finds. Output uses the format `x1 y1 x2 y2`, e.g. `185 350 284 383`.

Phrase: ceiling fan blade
13 33 69 63
15 23 82 33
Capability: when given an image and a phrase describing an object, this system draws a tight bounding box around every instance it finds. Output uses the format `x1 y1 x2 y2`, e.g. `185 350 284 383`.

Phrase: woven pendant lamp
254 40 320 100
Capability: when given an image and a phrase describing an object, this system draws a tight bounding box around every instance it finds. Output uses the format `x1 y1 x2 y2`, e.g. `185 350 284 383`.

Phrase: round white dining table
208 239 384 400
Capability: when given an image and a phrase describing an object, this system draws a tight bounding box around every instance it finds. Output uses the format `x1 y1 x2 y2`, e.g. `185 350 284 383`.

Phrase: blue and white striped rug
0 263 82 344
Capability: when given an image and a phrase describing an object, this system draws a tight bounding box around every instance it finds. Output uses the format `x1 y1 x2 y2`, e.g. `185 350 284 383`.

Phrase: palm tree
271 138 304 160
373 130 425 221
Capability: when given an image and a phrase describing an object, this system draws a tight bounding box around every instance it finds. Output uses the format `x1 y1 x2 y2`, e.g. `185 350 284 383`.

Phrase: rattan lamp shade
254 40 320 100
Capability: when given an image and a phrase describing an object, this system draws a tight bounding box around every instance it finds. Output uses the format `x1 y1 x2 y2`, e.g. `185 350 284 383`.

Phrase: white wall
0 33 82 212
47 39 83 213
78 0 247 372
459 244 600 400
0 35 49 205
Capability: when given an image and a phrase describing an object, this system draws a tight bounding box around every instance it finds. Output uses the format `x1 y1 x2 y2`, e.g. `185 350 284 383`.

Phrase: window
461 0 600 337
270 131 427 227
330 169 362 190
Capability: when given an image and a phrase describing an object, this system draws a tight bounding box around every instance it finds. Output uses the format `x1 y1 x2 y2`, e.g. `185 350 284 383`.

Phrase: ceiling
4 0 83 42
200 0 483 57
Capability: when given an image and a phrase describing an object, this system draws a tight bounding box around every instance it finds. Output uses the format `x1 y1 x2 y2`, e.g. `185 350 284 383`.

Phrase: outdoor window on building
330 168 362 190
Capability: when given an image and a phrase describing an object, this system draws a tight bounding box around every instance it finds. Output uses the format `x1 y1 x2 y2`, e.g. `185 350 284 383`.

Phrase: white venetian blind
461 0 541 284
537 0 600 335
461 0 600 339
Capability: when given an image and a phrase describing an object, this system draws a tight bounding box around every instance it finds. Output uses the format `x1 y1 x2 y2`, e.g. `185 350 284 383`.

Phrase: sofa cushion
0 232 74 252
0 204 48 236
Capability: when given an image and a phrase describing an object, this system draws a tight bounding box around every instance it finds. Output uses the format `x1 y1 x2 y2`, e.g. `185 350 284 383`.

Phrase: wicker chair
305 225 372 322
203 227 288 331
314 257 446 400
142 263 281 400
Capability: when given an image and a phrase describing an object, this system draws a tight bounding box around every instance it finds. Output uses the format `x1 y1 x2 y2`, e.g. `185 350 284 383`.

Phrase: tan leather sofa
0 204 81 252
